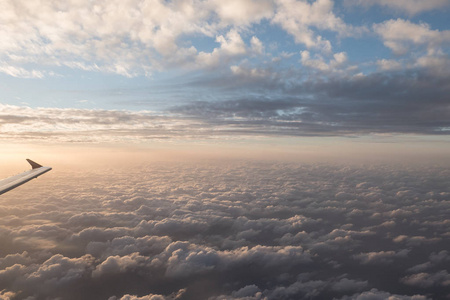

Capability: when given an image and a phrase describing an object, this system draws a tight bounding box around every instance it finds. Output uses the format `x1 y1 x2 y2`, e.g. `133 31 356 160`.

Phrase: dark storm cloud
0 162 449 299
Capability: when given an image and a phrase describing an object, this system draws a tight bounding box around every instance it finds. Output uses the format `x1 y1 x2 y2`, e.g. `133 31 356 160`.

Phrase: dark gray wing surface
0 159 52 195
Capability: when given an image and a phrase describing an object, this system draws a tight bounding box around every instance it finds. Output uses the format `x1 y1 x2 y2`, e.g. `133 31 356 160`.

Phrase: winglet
26 159 43 169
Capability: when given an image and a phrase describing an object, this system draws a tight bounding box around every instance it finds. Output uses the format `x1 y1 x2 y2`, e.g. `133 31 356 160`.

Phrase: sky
0 0 449 155
1 1 450 300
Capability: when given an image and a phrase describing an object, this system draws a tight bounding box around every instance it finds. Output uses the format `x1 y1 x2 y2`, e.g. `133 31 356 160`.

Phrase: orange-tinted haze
1 135 450 175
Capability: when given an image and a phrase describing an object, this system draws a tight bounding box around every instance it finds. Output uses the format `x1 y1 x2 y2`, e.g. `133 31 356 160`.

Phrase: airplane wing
0 159 52 195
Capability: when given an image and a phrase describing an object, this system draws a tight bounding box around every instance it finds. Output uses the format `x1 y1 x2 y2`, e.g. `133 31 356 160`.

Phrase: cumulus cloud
368 18 450 90
0 0 374 77
272 0 365 53
0 252 32 269
373 19 450 55
196 29 249 69
401 270 450 288
0 161 448 299
209 0 274 27
354 250 409 265
0 0 272 77
0 289 17 300
300 50 349 72
109 289 186 300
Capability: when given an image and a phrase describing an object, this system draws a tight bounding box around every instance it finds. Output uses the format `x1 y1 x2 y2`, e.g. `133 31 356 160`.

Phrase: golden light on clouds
1 135 450 177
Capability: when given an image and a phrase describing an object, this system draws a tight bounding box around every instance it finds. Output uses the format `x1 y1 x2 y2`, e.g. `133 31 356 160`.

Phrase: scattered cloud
300 50 349 72
373 19 450 55
272 0 365 52
196 29 248 69
0 0 371 77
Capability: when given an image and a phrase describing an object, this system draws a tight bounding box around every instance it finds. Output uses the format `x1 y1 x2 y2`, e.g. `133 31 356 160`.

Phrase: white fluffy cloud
209 0 274 27
272 0 364 52
372 18 450 77
0 0 447 84
374 19 450 55
0 0 269 77
300 50 349 72
0 0 374 77
196 29 248 68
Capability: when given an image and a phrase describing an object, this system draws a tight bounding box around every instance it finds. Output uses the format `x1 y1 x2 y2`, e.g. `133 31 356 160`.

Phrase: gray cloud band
1 68 450 141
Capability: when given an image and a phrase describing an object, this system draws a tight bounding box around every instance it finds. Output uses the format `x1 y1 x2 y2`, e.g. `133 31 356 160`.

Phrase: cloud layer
0 161 449 299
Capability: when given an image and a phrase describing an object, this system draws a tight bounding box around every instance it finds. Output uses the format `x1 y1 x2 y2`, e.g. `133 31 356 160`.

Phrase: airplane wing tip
0 159 52 195
26 159 44 169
